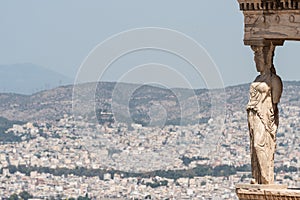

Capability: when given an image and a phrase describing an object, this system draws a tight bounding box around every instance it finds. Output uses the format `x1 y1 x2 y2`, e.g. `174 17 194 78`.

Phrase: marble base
236 184 300 200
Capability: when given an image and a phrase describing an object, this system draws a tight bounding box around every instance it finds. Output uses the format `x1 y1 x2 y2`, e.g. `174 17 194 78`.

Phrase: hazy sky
1 1 300 88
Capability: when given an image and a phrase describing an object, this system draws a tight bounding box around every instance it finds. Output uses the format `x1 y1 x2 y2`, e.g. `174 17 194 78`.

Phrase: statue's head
251 46 265 72
251 44 275 74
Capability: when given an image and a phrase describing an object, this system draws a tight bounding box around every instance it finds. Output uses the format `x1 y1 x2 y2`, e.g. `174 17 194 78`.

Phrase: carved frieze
237 0 300 45
244 11 300 44
237 0 300 11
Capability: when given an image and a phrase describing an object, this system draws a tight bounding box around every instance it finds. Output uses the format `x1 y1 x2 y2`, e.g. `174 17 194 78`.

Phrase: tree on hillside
19 191 33 200
8 193 19 200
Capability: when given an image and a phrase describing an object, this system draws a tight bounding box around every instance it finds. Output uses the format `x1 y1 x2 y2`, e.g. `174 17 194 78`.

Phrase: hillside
0 81 299 125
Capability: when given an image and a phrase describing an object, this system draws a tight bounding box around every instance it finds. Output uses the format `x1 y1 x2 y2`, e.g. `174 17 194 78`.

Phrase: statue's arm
271 75 283 104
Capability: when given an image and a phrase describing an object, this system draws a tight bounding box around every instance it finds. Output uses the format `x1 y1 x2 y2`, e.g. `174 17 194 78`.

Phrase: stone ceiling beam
237 0 300 46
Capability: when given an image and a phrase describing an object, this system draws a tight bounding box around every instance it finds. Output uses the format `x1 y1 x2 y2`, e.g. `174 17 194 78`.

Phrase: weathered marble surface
235 1 300 199
237 0 300 45
247 44 283 184
236 184 300 200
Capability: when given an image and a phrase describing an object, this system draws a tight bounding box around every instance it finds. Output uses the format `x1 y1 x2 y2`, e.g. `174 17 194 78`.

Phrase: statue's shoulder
271 74 283 87
271 73 282 80
253 75 261 82
271 74 283 102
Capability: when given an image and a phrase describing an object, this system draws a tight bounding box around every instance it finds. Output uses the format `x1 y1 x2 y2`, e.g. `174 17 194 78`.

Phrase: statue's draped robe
247 76 278 184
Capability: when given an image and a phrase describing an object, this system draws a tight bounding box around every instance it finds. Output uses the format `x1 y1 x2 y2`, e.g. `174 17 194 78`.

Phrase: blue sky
0 0 299 88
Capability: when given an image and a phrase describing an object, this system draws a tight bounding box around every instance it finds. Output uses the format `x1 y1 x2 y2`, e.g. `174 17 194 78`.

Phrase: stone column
235 0 300 199
247 41 283 184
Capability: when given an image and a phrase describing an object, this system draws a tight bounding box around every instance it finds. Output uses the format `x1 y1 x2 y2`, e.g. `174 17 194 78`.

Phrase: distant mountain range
0 80 299 126
0 63 73 94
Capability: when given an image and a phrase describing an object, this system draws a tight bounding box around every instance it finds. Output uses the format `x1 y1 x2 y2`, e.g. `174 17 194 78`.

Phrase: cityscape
0 82 299 199
2 1 300 199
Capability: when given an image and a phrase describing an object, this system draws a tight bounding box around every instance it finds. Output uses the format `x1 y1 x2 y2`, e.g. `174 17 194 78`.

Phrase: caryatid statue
247 43 283 184
234 0 299 185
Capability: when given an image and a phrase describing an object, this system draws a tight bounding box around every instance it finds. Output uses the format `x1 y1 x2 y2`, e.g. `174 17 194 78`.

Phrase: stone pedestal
236 184 300 200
